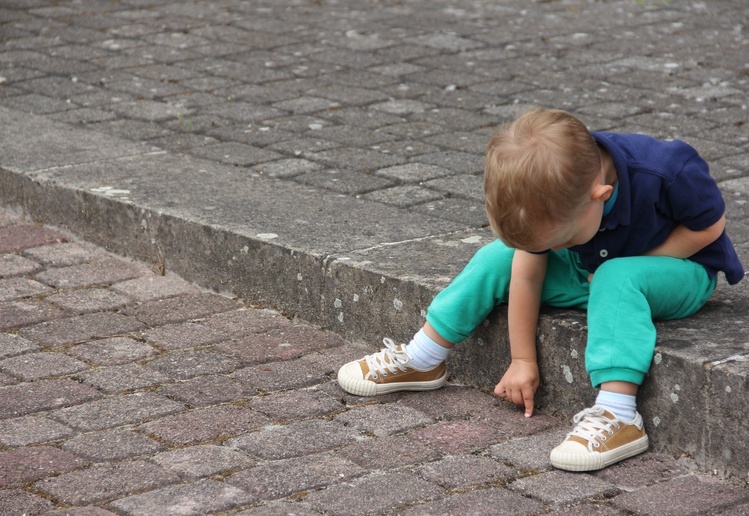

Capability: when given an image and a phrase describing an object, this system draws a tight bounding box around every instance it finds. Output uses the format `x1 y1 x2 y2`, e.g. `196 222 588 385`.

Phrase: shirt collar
592 131 631 230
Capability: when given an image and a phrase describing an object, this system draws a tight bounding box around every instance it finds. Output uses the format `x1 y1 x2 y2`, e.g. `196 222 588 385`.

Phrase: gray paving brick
61 429 165 462
0 253 42 277
0 351 89 381
157 374 255 406
139 405 271 446
248 389 342 422
0 300 67 331
489 429 569 472
226 453 365 502
18 312 146 348
408 420 508 455
226 420 361 460
124 293 240 326
0 415 74 447
0 225 66 254
35 258 147 289
417 455 518 490
110 273 199 302
400 487 544 516
145 348 242 381
231 358 329 392
34 460 181 506
67 337 159 366
509 470 619 505
0 489 56 515
108 479 254 516
152 444 254 479
74 363 171 394
142 321 228 350
201 308 292 337
334 404 433 437
0 333 40 360
0 379 102 419
51 392 186 432
44 288 131 314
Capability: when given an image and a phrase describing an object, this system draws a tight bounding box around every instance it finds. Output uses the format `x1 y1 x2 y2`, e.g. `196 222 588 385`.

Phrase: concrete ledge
2 107 748 480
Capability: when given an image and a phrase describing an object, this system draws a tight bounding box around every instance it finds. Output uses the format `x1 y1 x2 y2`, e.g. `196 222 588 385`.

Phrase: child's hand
494 359 540 418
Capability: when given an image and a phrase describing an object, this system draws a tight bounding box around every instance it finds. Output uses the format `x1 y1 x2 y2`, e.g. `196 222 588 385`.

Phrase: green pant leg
426 241 590 344
585 256 717 388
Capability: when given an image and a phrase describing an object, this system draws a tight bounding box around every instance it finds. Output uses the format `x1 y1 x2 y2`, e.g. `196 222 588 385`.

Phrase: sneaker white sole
550 434 649 472
337 362 447 396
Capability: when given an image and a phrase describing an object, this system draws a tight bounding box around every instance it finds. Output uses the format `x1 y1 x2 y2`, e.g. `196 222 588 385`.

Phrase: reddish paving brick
226 453 365 501
0 489 56 514
139 405 271 445
124 293 241 326
35 258 148 289
51 392 186 432
33 460 181 506
0 300 67 331
408 420 508 454
0 446 88 487
18 312 146 348
217 325 345 365
108 479 254 516
0 225 67 254
44 288 131 315
0 379 102 419
142 322 228 350
157 375 256 406
23 242 108 267
0 351 89 381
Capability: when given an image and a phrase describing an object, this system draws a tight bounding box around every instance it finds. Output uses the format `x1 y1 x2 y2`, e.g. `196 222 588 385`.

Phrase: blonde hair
484 108 601 249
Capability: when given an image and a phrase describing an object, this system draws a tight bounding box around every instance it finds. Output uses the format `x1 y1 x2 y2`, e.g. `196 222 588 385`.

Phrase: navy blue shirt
566 132 744 285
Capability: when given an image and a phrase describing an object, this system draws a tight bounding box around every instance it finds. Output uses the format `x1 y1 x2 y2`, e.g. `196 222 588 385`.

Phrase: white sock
404 328 451 369
596 390 637 422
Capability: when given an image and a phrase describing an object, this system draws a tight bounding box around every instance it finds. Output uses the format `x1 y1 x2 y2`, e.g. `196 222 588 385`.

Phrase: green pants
426 240 717 387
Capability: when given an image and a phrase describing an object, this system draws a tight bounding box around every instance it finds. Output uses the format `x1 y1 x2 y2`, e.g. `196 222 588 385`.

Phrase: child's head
484 108 603 250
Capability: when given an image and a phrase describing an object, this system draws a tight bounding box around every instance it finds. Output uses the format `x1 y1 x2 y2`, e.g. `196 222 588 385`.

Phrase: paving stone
67 337 159 366
408 420 508 455
108 479 254 516
74 363 171 394
139 405 271 446
509 470 619 505
200 309 296 338
0 253 43 277
304 471 444 514
145 348 243 380
489 429 569 472
400 487 545 516
110 273 199 302
34 460 181 506
416 455 518 490
234 502 321 516
611 475 749 515
226 419 361 460
334 403 434 437
124 293 240 326
248 389 343 422
0 225 66 253
35 258 146 289
0 446 88 488
375 163 453 183
44 288 131 314
0 489 56 515
231 357 330 392
0 351 89 381
0 277 53 302
0 415 74 446
0 379 102 419
251 158 323 179
61 429 166 462
308 146 405 173
51 392 186 432
18 312 146 348
152 444 254 479
190 141 282 166
217 325 344 366
338 434 442 471
45 507 118 516
0 333 40 360
158 374 256 406
226 453 365 501
142 321 228 350
0 300 67 331
591 453 691 491
293 168 394 196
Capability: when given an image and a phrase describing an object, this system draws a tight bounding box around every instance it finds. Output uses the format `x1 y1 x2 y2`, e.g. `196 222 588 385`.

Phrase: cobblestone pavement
2 0 749 514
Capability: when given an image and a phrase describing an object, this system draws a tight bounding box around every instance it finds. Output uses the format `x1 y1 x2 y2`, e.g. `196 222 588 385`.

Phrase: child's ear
591 184 614 202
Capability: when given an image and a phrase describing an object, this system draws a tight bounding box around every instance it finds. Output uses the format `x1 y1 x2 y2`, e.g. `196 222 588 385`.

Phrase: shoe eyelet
594 442 600 448
382 372 388 377
372 374 378 379
601 436 607 441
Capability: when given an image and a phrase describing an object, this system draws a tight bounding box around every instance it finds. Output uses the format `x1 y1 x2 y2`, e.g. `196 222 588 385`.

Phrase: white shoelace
568 406 620 451
363 338 411 380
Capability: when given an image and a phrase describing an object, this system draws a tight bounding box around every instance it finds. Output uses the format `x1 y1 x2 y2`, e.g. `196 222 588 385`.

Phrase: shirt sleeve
662 147 725 232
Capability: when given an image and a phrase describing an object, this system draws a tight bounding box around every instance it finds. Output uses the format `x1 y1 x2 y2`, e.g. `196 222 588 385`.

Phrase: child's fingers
523 391 534 418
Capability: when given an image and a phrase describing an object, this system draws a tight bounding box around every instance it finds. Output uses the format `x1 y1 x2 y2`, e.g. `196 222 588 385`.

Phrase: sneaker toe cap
338 360 365 381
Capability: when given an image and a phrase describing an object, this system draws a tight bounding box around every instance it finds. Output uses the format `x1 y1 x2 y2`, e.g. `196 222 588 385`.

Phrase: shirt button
600 249 609 258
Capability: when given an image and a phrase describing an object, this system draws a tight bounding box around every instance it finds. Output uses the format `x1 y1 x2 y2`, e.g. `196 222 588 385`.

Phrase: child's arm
494 250 548 417
645 214 726 259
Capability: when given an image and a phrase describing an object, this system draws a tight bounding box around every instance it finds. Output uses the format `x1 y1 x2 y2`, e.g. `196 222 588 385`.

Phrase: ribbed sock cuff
405 328 451 369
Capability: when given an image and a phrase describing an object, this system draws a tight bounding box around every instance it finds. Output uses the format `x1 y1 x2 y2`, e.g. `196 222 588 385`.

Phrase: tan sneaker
550 405 649 472
337 338 447 396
